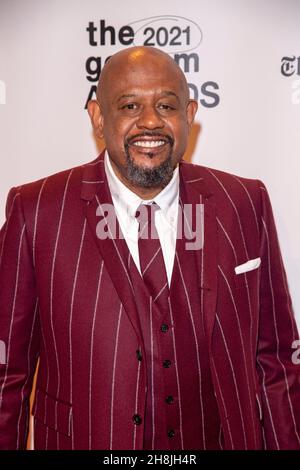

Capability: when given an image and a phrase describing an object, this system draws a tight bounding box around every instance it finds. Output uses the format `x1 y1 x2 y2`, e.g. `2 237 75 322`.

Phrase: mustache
125 131 174 146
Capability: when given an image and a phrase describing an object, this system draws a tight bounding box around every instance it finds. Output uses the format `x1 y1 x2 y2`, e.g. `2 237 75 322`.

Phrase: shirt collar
104 151 179 217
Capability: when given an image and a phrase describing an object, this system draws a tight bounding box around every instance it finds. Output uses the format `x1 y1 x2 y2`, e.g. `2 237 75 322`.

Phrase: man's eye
122 103 137 110
158 104 175 110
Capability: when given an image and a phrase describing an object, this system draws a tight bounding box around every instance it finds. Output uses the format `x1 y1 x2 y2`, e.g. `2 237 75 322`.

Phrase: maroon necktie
136 203 169 310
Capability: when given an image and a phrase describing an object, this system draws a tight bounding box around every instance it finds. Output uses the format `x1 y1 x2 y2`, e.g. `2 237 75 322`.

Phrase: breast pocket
32 388 72 437
234 258 261 293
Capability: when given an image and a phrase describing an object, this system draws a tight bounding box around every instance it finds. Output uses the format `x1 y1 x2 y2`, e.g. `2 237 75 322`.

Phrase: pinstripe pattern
82 180 104 184
39 310 49 449
133 348 142 450
168 298 184 449
215 313 247 448
211 357 234 449
89 260 104 450
86 159 104 166
212 171 262 447
199 194 205 336
175 252 205 449
149 297 155 450
244 181 300 446
0 224 26 411
186 177 204 184
49 169 73 444
256 358 279 447
95 194 135 294
218 264 256 445
33 178 48 267
16 299 39 448
207 168 249 258
233 176 259 234
131 182 221 450
152 282 168 302
69 218 87 449
0 151 299 449
229 177 262 442
261 218 300 444
217 214 258 447
142 247 161 275
259 187 297 335
0 192 20 269
110 303 123 450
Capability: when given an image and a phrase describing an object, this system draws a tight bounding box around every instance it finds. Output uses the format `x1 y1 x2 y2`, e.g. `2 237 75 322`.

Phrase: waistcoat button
136 350 143 361
161 324 169 333
165 395 174 404
132 414 142 425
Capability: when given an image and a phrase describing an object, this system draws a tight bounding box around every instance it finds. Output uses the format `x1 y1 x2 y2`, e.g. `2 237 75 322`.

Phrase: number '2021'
143 26 190 47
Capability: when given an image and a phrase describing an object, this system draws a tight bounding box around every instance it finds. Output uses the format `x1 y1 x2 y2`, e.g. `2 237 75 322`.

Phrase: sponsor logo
281 56 300 104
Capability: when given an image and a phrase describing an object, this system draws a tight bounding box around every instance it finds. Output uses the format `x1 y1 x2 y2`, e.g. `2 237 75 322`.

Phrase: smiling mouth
126 134 173 153
132 140 166 149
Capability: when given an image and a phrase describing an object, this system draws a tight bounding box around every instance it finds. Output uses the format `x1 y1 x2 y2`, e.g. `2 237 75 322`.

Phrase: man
0 46 299 450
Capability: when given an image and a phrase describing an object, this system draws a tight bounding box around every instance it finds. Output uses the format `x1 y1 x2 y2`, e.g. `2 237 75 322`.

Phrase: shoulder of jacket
13 156 99 204
181 159 262 192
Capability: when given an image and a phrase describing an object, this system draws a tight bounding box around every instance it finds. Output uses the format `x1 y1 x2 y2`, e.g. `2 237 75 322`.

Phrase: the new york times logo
281 55 300 104
84 16 220 109
281 56 300 77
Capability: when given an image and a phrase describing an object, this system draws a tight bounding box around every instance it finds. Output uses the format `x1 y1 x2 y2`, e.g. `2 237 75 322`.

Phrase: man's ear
87 100 104 139
186 99 198 129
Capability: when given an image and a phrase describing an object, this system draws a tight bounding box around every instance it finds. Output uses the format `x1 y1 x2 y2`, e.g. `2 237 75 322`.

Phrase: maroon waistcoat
127 181 222 450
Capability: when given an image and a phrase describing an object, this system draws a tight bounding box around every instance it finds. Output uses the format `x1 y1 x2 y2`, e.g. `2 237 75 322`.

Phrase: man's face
89 52 198 189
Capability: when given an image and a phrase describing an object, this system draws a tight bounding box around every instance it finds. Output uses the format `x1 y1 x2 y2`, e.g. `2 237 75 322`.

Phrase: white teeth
132 140 165 148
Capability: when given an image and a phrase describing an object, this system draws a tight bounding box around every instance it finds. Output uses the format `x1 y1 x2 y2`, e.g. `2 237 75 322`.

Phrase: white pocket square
235 257 261 275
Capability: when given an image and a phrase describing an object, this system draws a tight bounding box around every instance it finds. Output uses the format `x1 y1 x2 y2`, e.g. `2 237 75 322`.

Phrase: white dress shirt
104 152 179 285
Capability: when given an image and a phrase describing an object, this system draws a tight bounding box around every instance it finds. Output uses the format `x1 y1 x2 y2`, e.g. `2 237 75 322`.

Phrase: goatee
124 146 174 189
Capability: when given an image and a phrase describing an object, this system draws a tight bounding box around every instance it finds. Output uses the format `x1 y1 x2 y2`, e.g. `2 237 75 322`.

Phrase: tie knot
135 203 160 240
135 202 159 223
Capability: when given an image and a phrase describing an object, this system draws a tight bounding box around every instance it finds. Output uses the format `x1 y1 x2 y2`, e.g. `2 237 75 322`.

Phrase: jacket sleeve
0 187 39 449
256 181 300 449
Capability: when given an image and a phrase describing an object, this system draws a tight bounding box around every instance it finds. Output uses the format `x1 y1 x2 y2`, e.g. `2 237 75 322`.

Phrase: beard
124 134 175 189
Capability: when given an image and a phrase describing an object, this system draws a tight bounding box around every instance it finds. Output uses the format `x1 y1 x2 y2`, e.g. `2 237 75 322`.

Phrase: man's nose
136 106 164 130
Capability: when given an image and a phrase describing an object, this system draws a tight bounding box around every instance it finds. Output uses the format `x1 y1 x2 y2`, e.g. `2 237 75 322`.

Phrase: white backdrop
0 0 299 327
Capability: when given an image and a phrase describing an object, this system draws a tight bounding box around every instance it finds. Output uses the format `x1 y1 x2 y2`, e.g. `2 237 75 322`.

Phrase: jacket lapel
80 151 144 343
80 153 218 350
179 161 218 349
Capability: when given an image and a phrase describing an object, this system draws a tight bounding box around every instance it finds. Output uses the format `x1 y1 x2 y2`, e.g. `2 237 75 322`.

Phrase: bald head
97 46 190 104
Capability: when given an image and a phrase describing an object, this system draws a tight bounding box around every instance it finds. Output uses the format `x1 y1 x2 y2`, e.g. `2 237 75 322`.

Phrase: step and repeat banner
0 0 299 326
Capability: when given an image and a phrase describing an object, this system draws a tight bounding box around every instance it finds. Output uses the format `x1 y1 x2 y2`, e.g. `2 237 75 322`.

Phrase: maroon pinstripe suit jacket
0 151 299 450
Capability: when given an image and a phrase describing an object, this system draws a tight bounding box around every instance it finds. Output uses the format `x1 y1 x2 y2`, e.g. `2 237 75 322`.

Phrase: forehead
100 57 187 102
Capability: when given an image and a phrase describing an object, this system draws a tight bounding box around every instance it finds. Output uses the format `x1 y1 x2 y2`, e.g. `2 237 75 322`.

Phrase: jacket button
165 395 174 404
167 429 175 438
163 359 171 368
132 414 142 425
136 350 142 361
160 324 169 333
